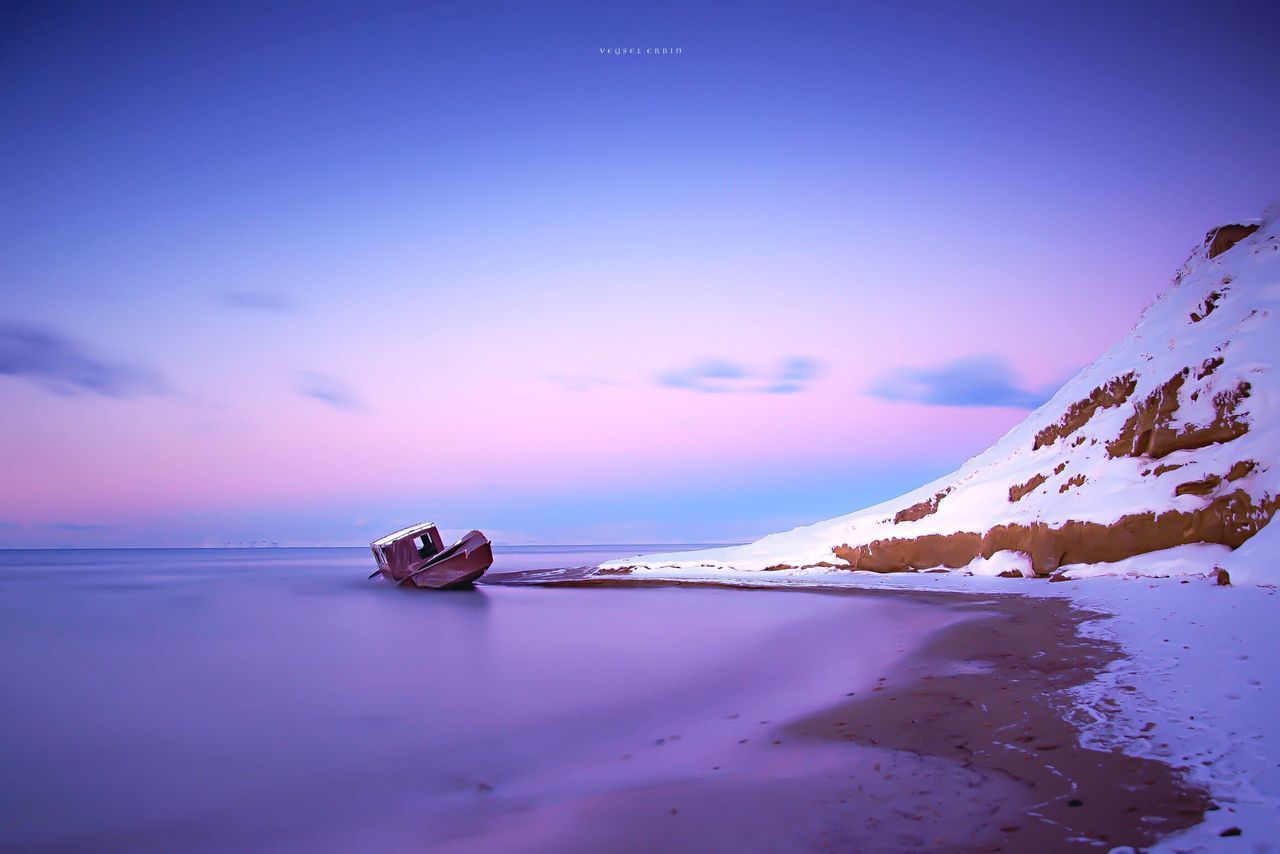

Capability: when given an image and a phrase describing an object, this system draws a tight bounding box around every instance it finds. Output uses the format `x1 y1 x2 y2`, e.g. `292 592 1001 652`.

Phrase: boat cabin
369 521 494 589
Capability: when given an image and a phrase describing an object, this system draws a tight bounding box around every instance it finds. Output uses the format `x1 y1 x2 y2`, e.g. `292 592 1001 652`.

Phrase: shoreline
488 571 1211 849
786 592 1209 850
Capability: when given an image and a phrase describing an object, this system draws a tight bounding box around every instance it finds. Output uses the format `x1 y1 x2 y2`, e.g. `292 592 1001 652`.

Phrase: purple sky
2 1 1278 547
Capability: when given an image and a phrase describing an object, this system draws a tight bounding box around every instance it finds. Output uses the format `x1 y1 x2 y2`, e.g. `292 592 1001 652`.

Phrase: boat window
414 535 438 560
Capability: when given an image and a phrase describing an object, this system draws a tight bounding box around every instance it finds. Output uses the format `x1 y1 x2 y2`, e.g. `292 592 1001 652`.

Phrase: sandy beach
491 570 1211 850
786 592 1210 851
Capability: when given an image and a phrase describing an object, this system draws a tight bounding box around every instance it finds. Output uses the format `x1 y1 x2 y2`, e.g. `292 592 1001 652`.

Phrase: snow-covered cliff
604 213 1280 584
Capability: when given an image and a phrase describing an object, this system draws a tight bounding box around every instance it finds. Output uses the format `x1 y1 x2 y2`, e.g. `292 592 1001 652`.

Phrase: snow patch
963 550 1034 577
1052 543 1232 581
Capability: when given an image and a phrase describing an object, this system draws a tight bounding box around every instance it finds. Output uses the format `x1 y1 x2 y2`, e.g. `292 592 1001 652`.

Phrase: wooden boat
369 522 493 589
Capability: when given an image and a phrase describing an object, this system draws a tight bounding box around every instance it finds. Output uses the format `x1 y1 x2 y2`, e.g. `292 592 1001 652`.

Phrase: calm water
0 547 964 852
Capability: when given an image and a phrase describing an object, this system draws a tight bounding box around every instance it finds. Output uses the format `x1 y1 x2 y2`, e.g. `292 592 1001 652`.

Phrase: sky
1 0 1278 547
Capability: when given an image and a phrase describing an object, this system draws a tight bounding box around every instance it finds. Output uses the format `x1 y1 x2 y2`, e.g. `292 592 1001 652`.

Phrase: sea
0 546 969 851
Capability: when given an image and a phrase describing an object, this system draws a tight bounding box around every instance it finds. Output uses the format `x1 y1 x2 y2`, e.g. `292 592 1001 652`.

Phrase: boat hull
369 524 493 589
401 537 494 589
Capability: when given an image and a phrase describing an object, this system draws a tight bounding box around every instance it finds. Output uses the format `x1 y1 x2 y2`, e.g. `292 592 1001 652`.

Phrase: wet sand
786 592 1210 851
489 572 1210 851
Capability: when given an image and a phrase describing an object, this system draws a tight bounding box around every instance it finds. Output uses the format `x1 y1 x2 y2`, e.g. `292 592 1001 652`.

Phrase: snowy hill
604 213 1280 584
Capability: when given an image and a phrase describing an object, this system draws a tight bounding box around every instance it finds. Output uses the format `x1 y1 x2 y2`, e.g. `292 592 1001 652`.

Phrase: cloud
658 356 824 394
760 356 823 394
0 520 18 529
868 354 1055 410
0 322 168 398
296 370 365 411
43 522 109 531
220 291 299 312
659 359 747 392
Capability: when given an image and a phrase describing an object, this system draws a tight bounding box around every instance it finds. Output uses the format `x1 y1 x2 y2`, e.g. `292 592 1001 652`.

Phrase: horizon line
0 542 746 552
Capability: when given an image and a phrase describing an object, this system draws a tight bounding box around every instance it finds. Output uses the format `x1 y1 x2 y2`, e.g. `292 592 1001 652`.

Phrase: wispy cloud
220 291 299 313
658 356 824 394
43 522 109 531
868 354 1055 410
0 321 168 398
0 520 18 529
761 356 823 394
658 359 746 392
296 370 365 411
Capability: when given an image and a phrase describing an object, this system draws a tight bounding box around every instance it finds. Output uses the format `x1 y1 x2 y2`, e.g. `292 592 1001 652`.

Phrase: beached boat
369 522 493 589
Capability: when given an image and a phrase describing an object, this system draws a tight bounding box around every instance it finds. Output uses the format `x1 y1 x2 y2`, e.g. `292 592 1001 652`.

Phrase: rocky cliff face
605 211 1280 584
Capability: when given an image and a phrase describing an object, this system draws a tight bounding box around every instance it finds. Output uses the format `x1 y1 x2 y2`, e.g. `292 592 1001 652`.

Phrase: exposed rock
1226 460 1257 482
1175 475 1222 497
1059 474 1087 493
1033 373 1138 450
893 487 952 524
1190 290 1224 323
1196 356 1224 379
1153 463 1185 477
1108 372 1251 460
1205 223 1259 259
1010 473 1048 503
835 532 983 573
834 489 1278 576
1106 369 1189 458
